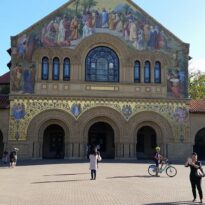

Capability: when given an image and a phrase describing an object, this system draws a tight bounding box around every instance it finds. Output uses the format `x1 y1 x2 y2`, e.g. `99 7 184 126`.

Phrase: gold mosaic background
9 98 189 141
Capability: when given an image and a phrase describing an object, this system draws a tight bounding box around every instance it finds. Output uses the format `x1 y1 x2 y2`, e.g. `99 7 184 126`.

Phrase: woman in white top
89 147 101 180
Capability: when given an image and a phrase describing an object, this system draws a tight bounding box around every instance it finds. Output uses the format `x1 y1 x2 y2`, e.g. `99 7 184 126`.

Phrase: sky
0 0 205 76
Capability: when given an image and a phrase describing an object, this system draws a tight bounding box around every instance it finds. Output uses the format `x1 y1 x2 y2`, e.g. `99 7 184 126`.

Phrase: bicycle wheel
166 166 177 177
148 165 157 176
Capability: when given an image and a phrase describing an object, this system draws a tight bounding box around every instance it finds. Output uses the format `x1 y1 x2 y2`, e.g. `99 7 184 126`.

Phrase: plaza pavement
0 160 205 205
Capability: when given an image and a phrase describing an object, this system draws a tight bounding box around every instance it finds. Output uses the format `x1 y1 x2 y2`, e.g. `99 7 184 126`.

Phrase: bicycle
148 159 177 177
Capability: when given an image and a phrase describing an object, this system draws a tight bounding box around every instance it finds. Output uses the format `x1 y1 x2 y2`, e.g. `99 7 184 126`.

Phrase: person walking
89 147 101 180
185 152 204 203
9 151 15 168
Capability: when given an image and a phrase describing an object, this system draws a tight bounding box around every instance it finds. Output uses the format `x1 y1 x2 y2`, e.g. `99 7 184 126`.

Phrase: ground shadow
143 201 199 205
107 175 153 179
31 179 88 184
44 173 89 177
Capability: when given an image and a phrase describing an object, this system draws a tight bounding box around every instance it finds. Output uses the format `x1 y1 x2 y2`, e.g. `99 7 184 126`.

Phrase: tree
79 0 97 14
189 71 205 99
74 0 80 15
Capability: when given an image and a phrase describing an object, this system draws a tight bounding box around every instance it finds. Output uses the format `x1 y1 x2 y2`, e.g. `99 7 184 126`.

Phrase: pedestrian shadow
43 173 89 177
31 179 88 184
143 201 197 205
107 175 153 179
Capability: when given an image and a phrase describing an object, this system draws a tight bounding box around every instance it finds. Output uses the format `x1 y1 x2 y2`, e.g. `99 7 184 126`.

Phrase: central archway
43 124 65 159
88 122 115 159
136 126 157 160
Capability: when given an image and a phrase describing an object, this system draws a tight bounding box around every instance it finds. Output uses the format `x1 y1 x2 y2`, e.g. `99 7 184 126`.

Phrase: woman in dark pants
185 152 204 203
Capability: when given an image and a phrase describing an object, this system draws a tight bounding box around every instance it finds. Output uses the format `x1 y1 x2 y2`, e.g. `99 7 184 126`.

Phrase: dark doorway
43 124 65 159
193 128 205 160
136 126 157 160
88 122 115 159
0 130 4 159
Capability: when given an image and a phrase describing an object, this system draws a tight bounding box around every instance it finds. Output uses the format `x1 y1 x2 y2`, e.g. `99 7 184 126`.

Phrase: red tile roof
0 95 9 109
189 99 205 113
0 72 10 84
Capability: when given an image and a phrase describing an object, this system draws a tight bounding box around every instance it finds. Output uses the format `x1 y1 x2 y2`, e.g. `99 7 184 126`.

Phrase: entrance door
194 128 205 160
136 126 156 159
43 124 65 159
88 122 115 159
0 131 3 159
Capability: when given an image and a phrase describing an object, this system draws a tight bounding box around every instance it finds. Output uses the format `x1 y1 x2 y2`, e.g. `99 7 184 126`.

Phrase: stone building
0 0 205 161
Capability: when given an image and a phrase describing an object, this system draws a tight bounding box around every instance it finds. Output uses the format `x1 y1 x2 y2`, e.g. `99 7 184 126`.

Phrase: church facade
1 0 205 161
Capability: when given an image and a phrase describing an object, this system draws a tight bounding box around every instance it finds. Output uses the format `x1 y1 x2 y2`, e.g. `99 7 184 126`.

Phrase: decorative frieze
9 98 189 142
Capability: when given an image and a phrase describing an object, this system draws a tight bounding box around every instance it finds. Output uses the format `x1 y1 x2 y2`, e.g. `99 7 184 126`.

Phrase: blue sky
0 0 205 75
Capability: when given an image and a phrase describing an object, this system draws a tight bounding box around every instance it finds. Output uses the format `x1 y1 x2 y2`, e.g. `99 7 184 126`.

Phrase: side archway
129 111 173 158
193 128 205 160
27 109 75 158
0 130 4 158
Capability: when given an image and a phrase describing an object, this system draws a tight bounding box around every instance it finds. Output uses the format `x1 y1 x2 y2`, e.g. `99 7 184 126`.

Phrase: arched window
42 57 49 80
144 61 151 83
63 58 70 81
134 61 140 83
53 57 60 80
154 61 161 83
85 46 119 82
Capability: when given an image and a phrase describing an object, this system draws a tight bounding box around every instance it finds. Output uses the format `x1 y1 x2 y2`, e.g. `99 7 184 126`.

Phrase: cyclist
154 146 164 176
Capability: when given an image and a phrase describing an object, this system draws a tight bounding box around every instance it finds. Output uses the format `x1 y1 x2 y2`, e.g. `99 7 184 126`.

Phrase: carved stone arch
27 109 75 143
191 126 205 144
78 106 125 144
76 33 130 65
129 111 173 155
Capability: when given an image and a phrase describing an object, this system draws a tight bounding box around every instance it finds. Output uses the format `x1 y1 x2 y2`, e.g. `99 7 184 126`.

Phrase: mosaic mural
11 62 36 93
11 0 188 97
9 98 189 141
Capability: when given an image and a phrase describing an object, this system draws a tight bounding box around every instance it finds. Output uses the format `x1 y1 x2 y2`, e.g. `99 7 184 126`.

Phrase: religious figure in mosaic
11 103 26 121
71 103 81 117
11 64 23 92
122 104 132 119
174 107 188 123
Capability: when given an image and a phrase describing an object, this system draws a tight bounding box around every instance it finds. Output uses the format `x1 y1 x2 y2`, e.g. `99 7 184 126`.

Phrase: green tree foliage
79 0 98 14
189 71 205 99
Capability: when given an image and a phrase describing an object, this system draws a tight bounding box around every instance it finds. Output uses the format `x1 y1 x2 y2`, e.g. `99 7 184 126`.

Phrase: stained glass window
53 57 60 80
42 57 49 80
154 61 161 83
63 58 70 81
134 61 140 83
85 46 119 82
144 61 151 83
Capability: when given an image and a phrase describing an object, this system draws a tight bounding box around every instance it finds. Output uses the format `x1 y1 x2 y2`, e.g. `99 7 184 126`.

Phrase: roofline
127 0 189 48
14 0 75 37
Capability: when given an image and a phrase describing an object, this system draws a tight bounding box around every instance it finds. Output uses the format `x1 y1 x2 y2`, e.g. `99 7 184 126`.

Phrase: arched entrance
136 126 157 160
193 128 205 160
43 124 65 159
0 130 4 158
88 122 115 159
